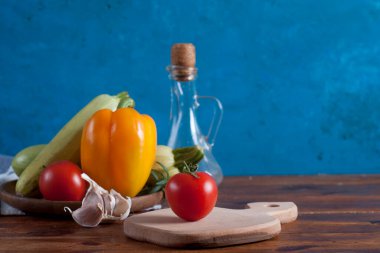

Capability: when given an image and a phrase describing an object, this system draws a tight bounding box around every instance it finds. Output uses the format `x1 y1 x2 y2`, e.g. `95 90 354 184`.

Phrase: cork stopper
171 43 196 67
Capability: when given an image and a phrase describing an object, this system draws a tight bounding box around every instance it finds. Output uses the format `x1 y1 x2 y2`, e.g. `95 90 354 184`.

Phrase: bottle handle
196 95 223 147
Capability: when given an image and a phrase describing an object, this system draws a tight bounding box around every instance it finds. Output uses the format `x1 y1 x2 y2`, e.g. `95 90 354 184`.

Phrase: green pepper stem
116 92 135 109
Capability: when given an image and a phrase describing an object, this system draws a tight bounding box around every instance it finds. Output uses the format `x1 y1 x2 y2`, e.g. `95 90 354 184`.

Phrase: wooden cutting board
124 202 297 248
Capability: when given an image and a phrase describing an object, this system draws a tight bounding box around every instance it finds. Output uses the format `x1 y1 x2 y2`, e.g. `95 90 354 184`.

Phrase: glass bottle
166 43 224 184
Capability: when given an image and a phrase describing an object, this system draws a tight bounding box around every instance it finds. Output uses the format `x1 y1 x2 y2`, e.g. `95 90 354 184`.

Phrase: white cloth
0 166 24 215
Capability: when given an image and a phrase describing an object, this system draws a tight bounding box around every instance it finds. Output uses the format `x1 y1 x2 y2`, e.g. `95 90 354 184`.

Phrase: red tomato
39 160 87 201
165 172 218 221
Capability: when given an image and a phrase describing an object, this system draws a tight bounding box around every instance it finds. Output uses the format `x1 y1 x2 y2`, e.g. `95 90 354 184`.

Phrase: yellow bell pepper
81 93 156 197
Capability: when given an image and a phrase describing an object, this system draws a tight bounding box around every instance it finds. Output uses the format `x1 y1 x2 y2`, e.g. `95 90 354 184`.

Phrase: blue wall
1 0 380 175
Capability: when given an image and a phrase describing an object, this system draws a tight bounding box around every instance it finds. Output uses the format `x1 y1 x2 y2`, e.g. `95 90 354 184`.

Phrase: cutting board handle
245 202 298 223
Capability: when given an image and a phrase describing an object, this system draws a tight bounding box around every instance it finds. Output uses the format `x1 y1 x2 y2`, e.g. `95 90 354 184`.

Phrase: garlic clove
110 189 132 219
65 191 104 227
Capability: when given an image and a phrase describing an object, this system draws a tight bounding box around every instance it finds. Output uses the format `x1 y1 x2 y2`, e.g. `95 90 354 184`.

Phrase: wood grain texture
1 174 380 252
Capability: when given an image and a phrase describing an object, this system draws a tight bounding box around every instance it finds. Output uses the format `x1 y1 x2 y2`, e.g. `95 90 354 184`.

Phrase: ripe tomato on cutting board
165 171 218 221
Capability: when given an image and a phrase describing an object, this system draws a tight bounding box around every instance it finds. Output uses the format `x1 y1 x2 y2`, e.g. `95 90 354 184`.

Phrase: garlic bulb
65 173 131 227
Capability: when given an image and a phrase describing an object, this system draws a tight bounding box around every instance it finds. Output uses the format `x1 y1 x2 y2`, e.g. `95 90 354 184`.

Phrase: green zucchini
12 144 46 176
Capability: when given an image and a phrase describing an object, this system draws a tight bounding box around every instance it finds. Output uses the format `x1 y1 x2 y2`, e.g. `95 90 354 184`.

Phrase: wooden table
1 155 379 252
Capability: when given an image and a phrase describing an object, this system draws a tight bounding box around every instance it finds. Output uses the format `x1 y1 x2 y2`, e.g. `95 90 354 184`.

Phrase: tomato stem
182 161 199 178
173 146 204 173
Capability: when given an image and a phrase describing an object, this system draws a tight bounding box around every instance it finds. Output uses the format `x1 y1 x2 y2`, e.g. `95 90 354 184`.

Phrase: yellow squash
81 95 156 197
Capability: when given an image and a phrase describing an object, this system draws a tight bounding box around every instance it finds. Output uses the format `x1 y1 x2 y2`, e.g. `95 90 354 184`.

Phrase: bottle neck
167 65 197 82
171 80 198 109
168 65 198 111
167 65 202 148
